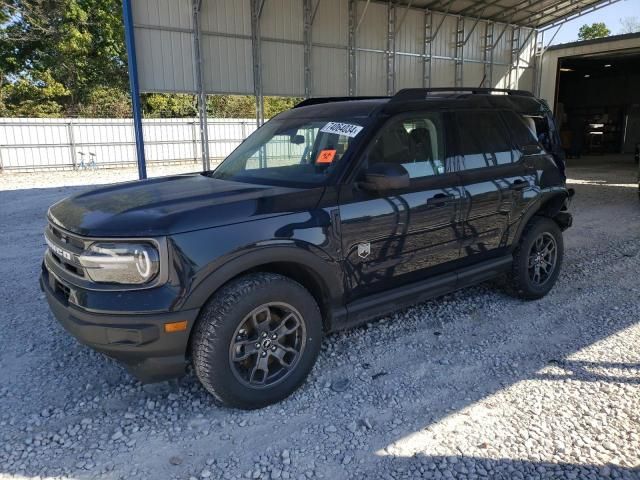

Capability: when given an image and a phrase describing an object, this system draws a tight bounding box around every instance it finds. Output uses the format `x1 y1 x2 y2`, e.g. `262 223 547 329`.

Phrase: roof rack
390 88 534 103
294 96 389 108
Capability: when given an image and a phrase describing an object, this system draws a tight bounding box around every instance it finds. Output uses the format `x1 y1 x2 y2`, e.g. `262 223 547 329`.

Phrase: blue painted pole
122 0 147 180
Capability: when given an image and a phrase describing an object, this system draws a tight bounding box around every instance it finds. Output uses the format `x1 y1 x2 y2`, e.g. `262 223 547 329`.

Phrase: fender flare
510 188 569 247
178 243 344 315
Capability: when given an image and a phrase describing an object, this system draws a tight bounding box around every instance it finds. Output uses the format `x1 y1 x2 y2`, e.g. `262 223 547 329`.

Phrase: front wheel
191 273 323 409
505 216 564 300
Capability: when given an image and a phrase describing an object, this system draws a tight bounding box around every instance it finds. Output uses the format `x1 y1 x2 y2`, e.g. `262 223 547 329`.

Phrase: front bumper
40 266 199 383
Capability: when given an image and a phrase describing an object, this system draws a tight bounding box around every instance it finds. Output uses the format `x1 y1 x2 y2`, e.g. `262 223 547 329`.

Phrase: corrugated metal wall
133 0 538 97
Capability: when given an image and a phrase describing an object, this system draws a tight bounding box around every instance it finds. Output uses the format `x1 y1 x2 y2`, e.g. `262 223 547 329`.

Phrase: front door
338 112 463 301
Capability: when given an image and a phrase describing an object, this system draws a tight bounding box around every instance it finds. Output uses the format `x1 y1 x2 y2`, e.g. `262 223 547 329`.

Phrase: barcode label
320 122 363 138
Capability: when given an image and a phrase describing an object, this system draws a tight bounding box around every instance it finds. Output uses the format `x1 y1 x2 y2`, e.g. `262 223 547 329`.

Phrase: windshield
209 116 369 186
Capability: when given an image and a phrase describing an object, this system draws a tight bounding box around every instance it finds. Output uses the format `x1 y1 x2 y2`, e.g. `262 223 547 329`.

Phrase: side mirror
290 134 305 145
360 163 410 192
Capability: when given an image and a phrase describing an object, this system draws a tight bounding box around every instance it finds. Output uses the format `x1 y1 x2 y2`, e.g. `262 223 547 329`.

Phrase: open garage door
555 50 640 158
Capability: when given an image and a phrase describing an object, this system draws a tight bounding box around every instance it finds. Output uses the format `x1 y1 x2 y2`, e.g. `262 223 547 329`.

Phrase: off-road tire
505 216 564 300
191 272 322 409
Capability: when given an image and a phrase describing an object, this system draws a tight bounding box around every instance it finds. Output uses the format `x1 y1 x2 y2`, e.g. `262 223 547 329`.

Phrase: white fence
0 117 257 171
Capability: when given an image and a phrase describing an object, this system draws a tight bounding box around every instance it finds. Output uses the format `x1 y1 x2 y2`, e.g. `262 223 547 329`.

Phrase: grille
45 222 87 279
49 224 84 250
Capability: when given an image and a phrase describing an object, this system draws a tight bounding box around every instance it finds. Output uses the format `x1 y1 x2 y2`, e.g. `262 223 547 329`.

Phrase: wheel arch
511 189 570 247
181 246 344 336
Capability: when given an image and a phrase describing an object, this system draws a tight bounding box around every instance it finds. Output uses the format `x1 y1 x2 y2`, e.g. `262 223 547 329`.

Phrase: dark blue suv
41 88 572 409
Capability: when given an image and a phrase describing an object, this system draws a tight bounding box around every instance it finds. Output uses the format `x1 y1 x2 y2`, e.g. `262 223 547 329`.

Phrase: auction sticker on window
320 122 363 138
316 149 337 164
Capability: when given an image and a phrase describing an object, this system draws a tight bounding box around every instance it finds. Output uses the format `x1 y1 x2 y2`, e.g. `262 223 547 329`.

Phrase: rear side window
502 110 544 154
454 111 515 170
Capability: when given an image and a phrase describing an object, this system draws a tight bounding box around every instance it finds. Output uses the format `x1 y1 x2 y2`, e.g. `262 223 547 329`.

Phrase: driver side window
365 113 446 179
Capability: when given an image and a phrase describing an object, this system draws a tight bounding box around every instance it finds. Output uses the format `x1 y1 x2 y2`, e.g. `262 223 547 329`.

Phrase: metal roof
546 31 640 51
395 0 621 29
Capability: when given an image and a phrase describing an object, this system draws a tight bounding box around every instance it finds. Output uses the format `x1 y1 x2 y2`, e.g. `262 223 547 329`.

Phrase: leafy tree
143 93 197 118
1 70 69 117
206 95 302 119
0 0 127 115
79 86 131 117
0 0 301 118
264 96 300 118
577 22 611 41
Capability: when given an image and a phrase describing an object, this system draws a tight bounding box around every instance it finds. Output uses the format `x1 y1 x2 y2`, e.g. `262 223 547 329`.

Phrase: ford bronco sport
41 88 573 409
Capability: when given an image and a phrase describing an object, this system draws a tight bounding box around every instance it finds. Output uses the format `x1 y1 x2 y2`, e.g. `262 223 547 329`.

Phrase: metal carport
121 0 622 178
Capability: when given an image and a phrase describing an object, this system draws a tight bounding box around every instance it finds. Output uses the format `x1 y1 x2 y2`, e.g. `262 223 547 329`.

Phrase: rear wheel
505 216 564 300
191 272 322 409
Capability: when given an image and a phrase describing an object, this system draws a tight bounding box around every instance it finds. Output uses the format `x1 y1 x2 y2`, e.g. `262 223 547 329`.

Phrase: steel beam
192 0 210 171
454 16 464 87
538 0 622 29
423 10 433 88
482 21 494 88
122 0 147 179
394 0 414 34
303 0 313 98
387 1 396 95
250 0 264 126
348 0 357 95
508 26 520 89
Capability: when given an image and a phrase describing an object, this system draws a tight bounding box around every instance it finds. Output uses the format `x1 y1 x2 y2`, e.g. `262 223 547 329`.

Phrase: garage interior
555 49 640 159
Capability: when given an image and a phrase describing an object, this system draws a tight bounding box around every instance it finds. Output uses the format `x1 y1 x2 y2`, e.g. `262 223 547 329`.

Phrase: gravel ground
1 155 639 480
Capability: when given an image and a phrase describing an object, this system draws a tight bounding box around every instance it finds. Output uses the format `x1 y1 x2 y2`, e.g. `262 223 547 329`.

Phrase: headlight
79 242 160 285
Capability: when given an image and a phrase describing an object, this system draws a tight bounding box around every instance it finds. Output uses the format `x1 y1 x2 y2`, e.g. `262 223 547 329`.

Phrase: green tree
577 22 611 41
0 0 127 115
79 86 131 117
1 70 69 117
143 93 197 118
0 0 300 118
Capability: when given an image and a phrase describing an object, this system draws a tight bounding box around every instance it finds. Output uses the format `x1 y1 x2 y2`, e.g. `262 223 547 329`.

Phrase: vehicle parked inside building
41 88 573 409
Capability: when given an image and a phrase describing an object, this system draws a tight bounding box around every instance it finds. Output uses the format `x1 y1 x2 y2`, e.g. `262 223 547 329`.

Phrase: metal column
423 10 432 88
122 0 147 179
508 26 521 90
482 21 494 88
454 16 465 87
348 0 357 96
386 1 396 95
303 0 313 99
192 0 210 171
251 0 265 126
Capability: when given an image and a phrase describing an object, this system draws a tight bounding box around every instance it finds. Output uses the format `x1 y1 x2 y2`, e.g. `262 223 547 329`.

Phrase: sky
547 0 640 45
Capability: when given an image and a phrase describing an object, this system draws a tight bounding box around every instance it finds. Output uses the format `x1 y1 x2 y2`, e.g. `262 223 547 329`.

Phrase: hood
48 174 323 237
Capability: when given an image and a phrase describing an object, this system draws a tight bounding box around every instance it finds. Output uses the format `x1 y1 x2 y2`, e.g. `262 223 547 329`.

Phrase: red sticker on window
316 149 337 164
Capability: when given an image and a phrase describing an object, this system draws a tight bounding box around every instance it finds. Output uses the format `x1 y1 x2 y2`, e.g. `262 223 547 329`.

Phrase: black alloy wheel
505 216 564 300
527 232 558 286
229 302 306 388
192 272 322 409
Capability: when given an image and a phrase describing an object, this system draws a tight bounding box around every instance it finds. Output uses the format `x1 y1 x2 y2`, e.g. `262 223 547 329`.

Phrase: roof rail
390 88 534 103
294 96 389 108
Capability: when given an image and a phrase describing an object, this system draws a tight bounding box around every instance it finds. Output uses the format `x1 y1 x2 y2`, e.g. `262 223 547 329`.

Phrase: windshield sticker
320 122 363 138
316 149 337 164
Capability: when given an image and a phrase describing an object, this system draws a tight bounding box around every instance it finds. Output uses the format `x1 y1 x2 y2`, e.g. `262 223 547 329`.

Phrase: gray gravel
1 155 639 480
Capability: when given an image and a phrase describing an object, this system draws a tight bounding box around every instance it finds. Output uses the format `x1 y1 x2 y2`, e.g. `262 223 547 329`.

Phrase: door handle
426 193 452 207
509 180 528 191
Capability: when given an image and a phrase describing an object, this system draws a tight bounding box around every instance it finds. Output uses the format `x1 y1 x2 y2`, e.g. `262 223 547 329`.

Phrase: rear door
452 110 536 262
